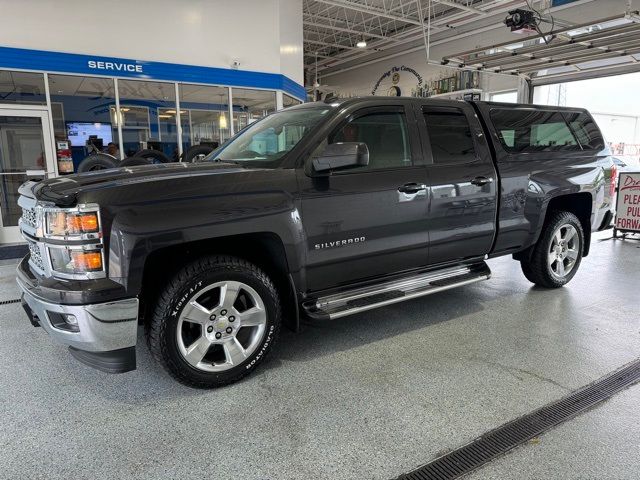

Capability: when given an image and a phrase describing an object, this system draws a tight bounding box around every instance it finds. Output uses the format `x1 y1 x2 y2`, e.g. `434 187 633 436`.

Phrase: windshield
207 107 330 166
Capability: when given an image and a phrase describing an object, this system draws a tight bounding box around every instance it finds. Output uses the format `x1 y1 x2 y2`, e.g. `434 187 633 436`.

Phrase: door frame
0 105 57 243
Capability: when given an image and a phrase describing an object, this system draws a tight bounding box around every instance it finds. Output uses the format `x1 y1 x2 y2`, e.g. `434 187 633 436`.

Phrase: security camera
505 9 537 32
625 10 640 24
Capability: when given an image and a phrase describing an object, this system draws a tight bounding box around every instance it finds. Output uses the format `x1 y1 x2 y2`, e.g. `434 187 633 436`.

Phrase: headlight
40 203 105 279
46 210 100 237
49 246 104 276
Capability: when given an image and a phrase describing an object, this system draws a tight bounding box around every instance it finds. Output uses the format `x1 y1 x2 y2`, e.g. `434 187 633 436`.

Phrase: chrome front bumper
17 275 139 353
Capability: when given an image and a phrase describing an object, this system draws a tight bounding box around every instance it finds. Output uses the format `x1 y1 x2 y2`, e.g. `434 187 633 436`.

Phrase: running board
303 263 491 320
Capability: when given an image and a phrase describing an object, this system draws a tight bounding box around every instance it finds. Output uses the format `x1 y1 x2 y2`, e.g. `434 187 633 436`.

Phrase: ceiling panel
302 0 521 75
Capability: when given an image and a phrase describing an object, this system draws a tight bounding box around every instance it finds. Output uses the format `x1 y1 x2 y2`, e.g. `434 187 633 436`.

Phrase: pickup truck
16 97 615 388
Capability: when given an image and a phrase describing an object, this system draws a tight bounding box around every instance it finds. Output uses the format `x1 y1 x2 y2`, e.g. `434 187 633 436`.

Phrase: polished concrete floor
0 231 639 480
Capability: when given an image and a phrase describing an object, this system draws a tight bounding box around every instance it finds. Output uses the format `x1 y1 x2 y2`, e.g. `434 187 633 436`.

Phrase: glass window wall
179 84 230 154
232 88 277 133
0 71 46 105
117 79 177 160
4 69 287 166
48 74 117 172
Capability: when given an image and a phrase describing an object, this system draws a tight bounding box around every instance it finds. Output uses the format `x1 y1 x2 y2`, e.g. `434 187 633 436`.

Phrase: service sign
615 172 640 233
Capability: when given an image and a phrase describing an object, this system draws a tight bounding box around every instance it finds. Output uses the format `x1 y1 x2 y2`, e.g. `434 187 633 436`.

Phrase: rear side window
489 108 604 152
423 108 476 164
563 111 605 150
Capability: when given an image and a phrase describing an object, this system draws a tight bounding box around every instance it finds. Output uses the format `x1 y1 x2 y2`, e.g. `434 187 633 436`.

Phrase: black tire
147 255 281 388
133 149 173 164
183 145 214 163
77 153 119 172
119 157 152 167
520 211 584 288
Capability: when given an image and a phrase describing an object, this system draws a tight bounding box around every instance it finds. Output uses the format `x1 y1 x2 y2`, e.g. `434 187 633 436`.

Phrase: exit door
0 107 56 243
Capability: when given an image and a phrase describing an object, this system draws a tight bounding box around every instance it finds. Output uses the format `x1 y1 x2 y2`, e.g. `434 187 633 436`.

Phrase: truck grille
27 241 45 272
21 206 37 229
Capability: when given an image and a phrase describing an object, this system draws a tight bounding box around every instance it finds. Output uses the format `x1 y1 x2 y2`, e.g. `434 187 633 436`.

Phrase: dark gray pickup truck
16 97 615 387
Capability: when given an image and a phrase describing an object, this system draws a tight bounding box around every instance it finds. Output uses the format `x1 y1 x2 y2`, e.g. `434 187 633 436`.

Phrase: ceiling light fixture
219 112 228 129
356 39 367 48
218 94 228 129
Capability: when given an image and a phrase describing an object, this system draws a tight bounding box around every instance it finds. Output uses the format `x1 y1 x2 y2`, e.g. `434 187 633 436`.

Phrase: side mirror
312 142 369 173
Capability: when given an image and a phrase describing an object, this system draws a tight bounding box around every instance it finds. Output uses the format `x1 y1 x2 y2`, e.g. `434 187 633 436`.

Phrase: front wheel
147 256 281 388
520 211 584 288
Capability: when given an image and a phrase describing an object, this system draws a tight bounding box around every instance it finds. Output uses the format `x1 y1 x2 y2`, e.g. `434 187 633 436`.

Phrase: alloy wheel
176 281 267 372
548 223 580 279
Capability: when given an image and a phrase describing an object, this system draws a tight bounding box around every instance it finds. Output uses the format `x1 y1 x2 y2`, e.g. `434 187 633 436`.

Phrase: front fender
106 191 305 296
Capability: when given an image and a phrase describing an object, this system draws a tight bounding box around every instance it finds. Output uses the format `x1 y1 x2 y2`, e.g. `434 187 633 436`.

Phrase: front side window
328 111 412 171
209 107 329 166
423 109 476 164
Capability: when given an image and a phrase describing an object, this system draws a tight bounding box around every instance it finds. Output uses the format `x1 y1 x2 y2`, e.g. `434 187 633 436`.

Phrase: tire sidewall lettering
246 325 275 370
170 280 204 318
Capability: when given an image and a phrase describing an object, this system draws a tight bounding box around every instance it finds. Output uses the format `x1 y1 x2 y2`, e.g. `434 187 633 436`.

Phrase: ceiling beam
312 0 519 71
310 0 422 26
304 38 369 51
303 19 403 41
432 0 486 15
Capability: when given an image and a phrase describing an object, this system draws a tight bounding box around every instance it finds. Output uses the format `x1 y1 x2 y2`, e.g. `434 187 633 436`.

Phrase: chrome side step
303 262 491 320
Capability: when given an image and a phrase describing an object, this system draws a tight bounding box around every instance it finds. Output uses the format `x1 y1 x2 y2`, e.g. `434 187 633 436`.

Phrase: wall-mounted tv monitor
66 122 113 147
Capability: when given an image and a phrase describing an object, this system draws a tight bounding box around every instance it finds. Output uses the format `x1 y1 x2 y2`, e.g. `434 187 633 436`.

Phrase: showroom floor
1 231 639 480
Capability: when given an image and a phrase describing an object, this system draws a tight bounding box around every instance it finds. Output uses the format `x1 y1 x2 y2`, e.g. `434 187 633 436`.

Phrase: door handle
470 176 493 186
398 182 427 194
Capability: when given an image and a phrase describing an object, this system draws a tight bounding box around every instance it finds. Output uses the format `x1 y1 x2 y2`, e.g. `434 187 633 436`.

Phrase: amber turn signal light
71 251 103 272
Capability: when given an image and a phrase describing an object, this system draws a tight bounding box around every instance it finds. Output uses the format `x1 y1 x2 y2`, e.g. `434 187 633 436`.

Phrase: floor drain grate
397 358 640 480
0 298 22 305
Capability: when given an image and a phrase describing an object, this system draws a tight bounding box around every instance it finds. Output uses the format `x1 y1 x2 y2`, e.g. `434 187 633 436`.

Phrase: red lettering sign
616 172 640 233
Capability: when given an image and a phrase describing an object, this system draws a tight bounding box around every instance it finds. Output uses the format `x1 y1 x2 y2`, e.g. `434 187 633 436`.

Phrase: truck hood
30 162 268 206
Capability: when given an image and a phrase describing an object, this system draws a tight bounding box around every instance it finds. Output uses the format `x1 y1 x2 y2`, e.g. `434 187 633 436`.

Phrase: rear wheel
147 256 281 388
520 211 584 288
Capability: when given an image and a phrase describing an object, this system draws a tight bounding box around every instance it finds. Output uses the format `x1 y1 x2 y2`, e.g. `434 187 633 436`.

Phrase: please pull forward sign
615 172 640 233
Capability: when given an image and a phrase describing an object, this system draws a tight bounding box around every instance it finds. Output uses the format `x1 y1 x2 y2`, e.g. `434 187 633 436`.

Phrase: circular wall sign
371 66 423 96
387 86 401 96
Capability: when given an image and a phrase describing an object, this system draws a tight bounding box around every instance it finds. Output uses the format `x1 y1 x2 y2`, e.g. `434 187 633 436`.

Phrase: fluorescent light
219 112 228 129
356 39 367 48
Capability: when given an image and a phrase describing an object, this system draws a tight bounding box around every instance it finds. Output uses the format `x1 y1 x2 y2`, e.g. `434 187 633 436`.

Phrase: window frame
420 105 482 167
308 104 421 175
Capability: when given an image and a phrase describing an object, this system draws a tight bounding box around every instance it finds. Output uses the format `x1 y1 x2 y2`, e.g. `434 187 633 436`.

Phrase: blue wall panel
0 46 306 100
